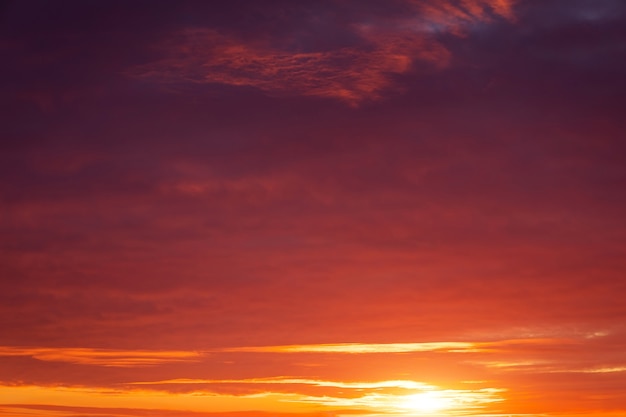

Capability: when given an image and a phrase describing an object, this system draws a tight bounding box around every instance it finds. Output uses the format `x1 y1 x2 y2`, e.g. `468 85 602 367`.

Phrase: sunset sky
1 1 625 416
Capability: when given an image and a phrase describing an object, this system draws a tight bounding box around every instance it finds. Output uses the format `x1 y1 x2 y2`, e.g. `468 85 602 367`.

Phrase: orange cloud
0 385 307 414
0 405 332 417
0 347 201 367
0 381 504 416
129 377 434 390
220 341 475 353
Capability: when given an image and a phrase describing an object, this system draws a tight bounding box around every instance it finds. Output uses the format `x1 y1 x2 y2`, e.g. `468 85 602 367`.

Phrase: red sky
1 1 625 416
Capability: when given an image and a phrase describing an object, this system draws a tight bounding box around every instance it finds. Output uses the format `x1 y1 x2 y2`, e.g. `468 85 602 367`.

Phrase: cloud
220 341 475 353
129 377 434 390
0 382 505 416
128 27 448 105
410 0 517 32
0 347 201 367
0 404 333 417
128 0 517 104
0 386 319 415
1 333 624 416
280 387 505 413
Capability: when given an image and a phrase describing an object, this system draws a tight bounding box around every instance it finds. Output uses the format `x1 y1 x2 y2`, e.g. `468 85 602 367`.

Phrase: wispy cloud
0 386 305 414
413 0 518 31
0 382 505 416
130 377 433 390
284 387 505 414
0 347 201 367
0 404 333 417
217 338 579 354
128 0 517 104
220 341 476 354
125 377 506 413
546 366 626 374
128 27 448 105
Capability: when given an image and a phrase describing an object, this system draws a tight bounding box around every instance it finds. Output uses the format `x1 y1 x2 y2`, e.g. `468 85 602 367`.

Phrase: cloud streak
221 341 476 353
129 0 517 104
129 28 447 105
129 377 434 390
0 347 202 367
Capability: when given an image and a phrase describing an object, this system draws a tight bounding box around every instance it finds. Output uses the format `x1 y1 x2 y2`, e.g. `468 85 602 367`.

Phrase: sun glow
400 391 454 414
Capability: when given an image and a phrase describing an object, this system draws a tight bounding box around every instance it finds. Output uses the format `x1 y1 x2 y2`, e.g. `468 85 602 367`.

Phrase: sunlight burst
400 391 453 414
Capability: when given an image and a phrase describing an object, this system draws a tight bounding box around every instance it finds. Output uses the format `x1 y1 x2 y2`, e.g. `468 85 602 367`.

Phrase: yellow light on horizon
400 391 453 414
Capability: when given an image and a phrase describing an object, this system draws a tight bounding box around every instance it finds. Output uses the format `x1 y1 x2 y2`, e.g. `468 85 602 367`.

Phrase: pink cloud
128 0 517 104
129 28 448 105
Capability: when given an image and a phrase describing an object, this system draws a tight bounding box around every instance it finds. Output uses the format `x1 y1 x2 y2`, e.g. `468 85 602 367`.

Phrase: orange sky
1 0 625 416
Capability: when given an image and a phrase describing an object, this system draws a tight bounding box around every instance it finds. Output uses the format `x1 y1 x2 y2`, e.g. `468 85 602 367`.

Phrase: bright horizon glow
400 391 454 414
0 381 505 415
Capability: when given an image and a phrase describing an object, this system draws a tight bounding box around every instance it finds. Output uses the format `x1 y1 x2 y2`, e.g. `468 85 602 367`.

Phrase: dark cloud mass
1 1 625 417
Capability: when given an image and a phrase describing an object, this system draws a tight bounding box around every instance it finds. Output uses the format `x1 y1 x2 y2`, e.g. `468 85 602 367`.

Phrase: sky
1 0 625 416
